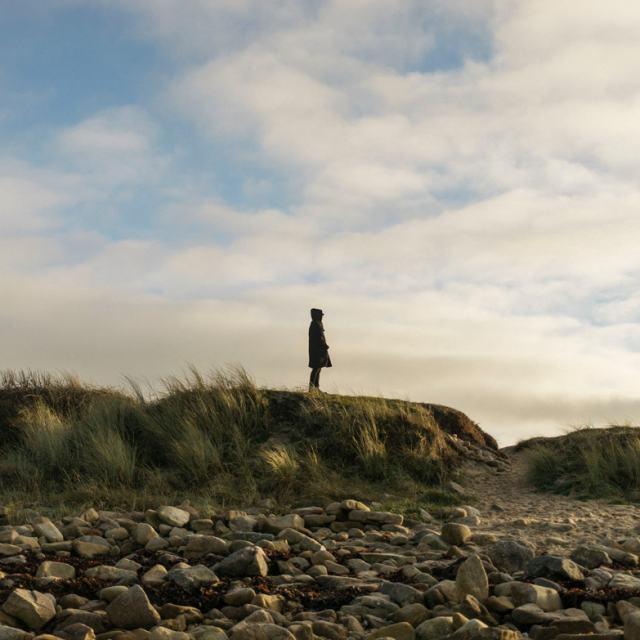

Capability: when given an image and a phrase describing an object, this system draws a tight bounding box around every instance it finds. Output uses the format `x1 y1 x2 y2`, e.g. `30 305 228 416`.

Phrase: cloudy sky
2 0 640 445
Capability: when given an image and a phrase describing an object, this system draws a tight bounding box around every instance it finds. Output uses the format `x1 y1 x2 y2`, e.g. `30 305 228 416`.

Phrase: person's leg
309 368 321 390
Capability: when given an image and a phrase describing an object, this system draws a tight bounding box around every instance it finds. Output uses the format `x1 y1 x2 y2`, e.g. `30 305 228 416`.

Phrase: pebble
0 453 638 640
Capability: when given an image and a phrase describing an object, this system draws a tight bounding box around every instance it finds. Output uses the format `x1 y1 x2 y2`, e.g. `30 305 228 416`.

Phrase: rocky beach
1 442 640 640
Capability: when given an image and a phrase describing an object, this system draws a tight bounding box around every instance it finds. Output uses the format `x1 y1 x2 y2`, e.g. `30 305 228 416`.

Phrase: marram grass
521 424 640 502
0 366 466 512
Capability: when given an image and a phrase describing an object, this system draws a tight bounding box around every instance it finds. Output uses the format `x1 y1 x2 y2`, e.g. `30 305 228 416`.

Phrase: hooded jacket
309 308 332 369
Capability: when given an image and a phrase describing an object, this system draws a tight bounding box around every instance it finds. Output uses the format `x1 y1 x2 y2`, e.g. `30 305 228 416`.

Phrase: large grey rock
570 546 612 569
415 617 454 640
157 506 190 528
312 620 347 640
510 583 562 611
609 573 640 590
359 553 416 567
215 546 269 577
141 563 168 586
0 545 23 556
485 539 535 573
263 515 305 534
73 541 110 558
378 581 424 606
32 521 63 543
166 564 219 587
84 566 136 581
227 532 275 543
524 555 583 581
510 604 563 625
36 561 76 580
136 523 158 545
105 585 160 629
277 529 324 551
0 628 34 640
456 555 488 603
341 594 400 618
2 589 56 631
184 535 230 558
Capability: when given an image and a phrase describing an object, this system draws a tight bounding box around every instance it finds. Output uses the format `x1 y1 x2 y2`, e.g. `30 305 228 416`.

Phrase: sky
1 0 640 445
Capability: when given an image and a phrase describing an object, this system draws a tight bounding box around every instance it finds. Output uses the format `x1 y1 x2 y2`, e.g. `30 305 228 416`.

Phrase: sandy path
461 451 640 552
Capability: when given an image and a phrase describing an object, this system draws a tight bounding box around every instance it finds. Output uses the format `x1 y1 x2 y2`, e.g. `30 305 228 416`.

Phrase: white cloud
4 0 640 446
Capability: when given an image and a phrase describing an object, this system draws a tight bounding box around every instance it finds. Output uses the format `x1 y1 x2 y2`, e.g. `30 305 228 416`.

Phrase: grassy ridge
519 425 640 502
0 367 467 512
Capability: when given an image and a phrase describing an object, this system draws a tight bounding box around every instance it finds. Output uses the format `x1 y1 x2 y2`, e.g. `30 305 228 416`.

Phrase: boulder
184 536 230 558
456 555 488 603
105 585 161 629
35 561 75 580
32 521 63 543
524 555 583 582
215 546 269 577
157 506 190 528
2 589 56 631
485 539 535 573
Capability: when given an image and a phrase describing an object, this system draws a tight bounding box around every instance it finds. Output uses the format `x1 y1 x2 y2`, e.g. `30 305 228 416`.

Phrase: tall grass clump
522 425 640 501
294 393 452 488
0 366 465 508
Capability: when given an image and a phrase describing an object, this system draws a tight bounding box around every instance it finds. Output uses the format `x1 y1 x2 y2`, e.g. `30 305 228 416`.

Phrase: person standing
309 308 331 392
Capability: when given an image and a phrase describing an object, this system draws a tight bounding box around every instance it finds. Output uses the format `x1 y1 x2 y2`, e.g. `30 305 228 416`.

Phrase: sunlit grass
0 366 464 510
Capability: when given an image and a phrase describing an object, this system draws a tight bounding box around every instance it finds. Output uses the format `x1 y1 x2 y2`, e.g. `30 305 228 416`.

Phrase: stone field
1 448 640 640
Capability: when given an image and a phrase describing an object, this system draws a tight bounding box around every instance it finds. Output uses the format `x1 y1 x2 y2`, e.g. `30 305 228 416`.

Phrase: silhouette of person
309 308 332 392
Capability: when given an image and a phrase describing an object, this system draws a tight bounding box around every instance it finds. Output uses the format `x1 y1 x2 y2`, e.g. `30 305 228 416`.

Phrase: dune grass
520 424 640 502
0 367 465 513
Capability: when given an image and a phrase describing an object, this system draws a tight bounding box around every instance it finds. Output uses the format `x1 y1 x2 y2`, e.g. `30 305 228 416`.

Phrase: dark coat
309 319 332 369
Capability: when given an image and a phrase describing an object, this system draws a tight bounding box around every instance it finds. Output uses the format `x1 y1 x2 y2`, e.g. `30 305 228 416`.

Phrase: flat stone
510 604 563 625
570 546 612 569
349 511 403 526
0 628 34 640
524 556 583 582
0 545 23 556
184 536 230 558
227 532 275 543
84 566 136 581
609 573 640 590
166 564 218 587
141 564 168 587
32 522 63 543
510 583 562 612
359 553 416 567
36 561 75 580
73 542 110 559
157 506 190 528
